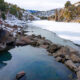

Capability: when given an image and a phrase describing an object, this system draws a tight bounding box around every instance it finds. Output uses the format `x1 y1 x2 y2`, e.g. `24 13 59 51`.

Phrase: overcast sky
5 0 80 11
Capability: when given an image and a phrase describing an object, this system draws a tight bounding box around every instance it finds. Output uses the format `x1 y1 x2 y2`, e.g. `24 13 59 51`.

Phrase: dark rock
16 40 26 46
43 40 52 45
37 35 42 39
0 29 9 43
47 44 60 53
31 41 39 47
13 25 18 29
16 71 26 80
32 34 36 38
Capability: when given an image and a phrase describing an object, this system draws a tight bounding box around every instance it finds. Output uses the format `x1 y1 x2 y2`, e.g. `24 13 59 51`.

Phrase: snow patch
28 20 80 45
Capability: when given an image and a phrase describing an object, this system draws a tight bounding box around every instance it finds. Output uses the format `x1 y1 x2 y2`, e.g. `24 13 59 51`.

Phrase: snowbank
28 20 80 45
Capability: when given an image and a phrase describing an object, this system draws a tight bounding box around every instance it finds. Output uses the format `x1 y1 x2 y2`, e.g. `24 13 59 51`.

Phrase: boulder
53 53 58 58
13 25 18 29
43 40 52 45
16 71 26 80
70 54 80 63
65 55 70 60
57 46 70 56
77 66 80 71
16 40 26 46
31 41 39 47
21 36 32 44
55 57 62 62
37 39 45 45
37 35 42 39
69 47 78 54
0 29 9 43
65 60 77 72
31 34 36 38
47 44 60 53
42 37 45 40
77 71 80 80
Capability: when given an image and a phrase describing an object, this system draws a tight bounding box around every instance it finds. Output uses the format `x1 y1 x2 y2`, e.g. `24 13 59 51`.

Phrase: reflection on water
0 62 7 69
0 46 76 80
0 52 12 69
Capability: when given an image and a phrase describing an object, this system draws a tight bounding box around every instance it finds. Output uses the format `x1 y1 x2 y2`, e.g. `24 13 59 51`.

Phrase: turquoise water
0 45 76 80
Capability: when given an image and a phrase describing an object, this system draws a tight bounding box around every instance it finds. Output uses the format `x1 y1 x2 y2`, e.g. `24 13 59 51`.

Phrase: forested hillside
55 1 80 22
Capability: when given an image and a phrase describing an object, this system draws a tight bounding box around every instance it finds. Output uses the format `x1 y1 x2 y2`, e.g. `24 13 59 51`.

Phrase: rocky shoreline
0 27 80 80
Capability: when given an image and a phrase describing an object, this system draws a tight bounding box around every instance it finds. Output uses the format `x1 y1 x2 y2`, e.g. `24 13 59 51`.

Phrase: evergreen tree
1 12 6 20
65 1 72 8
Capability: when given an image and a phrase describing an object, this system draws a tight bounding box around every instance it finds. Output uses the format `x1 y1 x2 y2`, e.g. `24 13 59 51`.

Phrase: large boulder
65 60 77 72
0 29 9 43
57 46 70 56
70 54 80 63
53 46 70 58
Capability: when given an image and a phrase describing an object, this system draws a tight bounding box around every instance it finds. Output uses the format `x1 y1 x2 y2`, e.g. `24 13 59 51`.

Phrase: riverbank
0 20 80 80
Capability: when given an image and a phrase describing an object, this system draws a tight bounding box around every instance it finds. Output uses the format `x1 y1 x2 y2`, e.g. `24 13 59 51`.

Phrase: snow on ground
28 20 80 45
5 15 27 27
0 15 27 37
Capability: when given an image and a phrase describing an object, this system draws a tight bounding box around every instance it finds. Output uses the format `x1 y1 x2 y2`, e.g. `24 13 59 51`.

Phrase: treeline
0 0 23 20
59 1 80 21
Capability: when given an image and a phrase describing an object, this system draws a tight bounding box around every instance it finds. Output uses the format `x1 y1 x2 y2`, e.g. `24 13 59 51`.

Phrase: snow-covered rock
33 9 56 18
5 14 27 27
22 10 40 21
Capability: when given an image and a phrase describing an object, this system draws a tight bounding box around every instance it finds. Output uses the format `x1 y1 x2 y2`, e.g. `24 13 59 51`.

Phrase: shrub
1 12 6 20
65 1 72 8
9 5 18 16
0 1 6 11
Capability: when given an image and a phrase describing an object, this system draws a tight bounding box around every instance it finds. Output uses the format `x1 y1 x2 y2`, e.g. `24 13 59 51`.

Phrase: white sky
5 0 80 11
